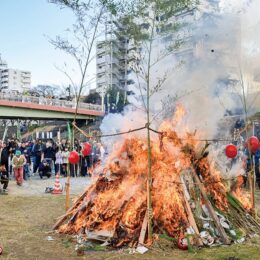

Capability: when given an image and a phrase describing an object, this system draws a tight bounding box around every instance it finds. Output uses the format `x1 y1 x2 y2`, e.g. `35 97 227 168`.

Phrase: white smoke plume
100 0 259 157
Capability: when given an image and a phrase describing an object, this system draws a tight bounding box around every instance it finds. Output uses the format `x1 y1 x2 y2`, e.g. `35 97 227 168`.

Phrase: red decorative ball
68 151 80 164
0 245 3 255
177 234 188 250
246 136 260 154
82 142 92 156
225 144 238 159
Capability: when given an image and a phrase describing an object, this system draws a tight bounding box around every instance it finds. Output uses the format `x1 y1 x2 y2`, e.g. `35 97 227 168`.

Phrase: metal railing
0 93 103 112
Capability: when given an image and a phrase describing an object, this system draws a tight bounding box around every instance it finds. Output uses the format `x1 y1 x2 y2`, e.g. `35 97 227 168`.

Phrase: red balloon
82 142 92 156
68 151 80 164
246 136 260 153
225 144 238 159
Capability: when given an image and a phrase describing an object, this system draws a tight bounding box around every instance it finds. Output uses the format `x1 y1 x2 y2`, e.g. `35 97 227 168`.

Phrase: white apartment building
0 55 31 92
1 68 31 92
96 19 129 94
0 56 8 90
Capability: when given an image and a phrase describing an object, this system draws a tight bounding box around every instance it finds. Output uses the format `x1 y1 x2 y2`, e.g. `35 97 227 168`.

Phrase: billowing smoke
100 0 259 156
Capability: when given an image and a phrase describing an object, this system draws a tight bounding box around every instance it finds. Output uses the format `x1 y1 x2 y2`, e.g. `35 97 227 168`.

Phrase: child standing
12 150 26 186
55 149 63 175
23 149 31 180
61 147 70 177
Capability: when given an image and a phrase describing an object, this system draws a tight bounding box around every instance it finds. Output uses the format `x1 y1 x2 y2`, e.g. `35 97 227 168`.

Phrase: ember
54 108 260 248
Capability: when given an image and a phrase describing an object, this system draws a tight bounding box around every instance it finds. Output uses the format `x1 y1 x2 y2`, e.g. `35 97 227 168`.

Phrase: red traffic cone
52 174 62 194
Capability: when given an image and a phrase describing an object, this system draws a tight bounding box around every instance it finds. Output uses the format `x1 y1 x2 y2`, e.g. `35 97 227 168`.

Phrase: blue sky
0 0 79 86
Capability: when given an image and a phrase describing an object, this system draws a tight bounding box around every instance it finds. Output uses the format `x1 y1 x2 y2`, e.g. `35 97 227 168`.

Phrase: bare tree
49 0 117 121
31 85 57 97
116 0 197 241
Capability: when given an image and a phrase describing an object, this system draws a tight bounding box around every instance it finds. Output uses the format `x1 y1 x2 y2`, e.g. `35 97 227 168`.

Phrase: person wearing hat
12 150 26 186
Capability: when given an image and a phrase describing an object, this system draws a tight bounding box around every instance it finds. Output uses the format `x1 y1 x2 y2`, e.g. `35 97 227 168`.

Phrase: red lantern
246 136 260 153
82 142 92 156
225 144 237 159
68 151 80 164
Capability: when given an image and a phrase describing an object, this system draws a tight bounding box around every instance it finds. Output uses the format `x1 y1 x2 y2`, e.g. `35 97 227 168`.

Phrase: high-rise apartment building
96 1 260 111
96 18 129 102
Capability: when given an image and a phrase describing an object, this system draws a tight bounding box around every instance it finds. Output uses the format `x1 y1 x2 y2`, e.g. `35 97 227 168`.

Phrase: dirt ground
4 175 92 196
1 178 260 260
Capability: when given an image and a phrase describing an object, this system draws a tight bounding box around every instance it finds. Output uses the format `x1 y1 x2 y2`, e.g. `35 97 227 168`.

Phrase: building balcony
96 66 107 74
97 56 120 65
96 77 107 85
97 48 106 55
1 72 9 77
21 71 31 75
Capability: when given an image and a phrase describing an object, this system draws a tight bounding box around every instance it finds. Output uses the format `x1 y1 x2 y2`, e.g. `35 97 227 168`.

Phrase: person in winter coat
61 147 70 177
0 142 10 174
38 159 52 179
23 148 31 180
0 164 9 192
55 149 63 175
43 140 56 173
32 139 44 173
12 150 26 186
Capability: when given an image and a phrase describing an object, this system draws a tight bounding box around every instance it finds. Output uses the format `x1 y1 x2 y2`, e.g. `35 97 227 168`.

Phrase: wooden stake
138 209 148 245
249 168 256 217
147 127 153 243
180 175 203 246
65 163 70 211
190 167 230 245
53 189 88 230
72 122 91 138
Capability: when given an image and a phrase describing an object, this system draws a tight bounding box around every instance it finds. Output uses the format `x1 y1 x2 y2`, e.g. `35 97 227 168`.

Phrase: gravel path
5 175 92 196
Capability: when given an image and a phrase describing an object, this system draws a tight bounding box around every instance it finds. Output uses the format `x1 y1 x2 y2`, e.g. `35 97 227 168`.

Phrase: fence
0 93 103 111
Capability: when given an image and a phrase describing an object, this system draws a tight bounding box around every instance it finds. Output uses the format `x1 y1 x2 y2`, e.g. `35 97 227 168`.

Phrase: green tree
84 92 102 105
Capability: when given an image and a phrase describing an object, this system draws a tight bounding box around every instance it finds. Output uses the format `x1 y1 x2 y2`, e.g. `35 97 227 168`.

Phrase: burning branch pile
54 109 260 249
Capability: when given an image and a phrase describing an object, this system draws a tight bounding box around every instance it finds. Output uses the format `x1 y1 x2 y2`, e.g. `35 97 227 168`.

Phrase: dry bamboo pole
65 163 71 211
53 188 89 230
240 69 255 217
138 209 148 245
180 175 203 246
190 167 230 245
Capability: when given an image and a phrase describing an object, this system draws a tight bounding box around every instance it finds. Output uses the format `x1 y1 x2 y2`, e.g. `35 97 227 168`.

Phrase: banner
17 120 21 140
67 122 72 144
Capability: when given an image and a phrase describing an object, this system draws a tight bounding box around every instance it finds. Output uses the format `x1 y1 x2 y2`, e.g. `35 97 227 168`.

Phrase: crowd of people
0 138 105 192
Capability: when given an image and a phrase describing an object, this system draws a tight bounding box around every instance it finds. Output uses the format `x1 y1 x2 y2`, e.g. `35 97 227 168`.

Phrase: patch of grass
1 194 260 259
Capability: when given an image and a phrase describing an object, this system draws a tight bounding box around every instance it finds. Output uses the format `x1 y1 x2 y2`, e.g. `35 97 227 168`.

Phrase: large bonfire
54 105 260 248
